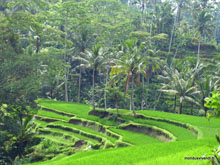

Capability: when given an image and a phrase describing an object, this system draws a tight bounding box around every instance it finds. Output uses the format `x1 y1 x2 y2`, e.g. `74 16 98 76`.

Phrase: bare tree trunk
145 75 150 110
104 69 108 110
64 17 68 102
174 95 176 112
141 76 145 110
64 74 68 102
203 98 208 117
116 98 119 116
149 14 153 46
77 67 81 103
131 76 136 116
92 68 95 110
168 15 177 52
176 6 181 25
149 0 154 47
179 102 182 114
36 36 40 53
204 107 208 117
197 34 201 67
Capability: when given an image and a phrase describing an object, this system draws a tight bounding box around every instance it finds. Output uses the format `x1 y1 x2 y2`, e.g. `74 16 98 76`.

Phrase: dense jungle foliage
1 0 220 164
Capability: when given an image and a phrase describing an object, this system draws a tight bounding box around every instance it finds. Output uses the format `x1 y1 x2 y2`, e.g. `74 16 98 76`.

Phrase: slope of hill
27 99 220 165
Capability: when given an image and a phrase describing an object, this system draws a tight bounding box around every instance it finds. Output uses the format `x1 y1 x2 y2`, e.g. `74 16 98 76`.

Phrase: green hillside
26 99 220 165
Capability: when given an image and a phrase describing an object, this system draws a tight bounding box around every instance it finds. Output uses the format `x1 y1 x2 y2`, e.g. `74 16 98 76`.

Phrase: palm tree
192 76 219 116
16 115 37 158
160 67 199 114
110 39 145 116
169 0 191 52
194 10 214 66
72 44 108 110
175 0 191 24
158 59 177 111
72 26 91 103
141 48 160 110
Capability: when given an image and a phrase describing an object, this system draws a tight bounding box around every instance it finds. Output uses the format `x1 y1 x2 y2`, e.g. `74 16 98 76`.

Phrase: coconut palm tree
160 67 199 114
194 10 214 66
158 59 177 111
72 44 108 110
169 0 191 52
192 76 220 116
110 39 146 116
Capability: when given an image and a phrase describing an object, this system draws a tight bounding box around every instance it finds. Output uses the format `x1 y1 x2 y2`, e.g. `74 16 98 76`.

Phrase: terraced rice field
28 99 220 165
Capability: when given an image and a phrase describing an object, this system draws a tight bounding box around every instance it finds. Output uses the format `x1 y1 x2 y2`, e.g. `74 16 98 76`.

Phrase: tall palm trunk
131 76 136 116
78 48 85 103
176 6 181 25
168 14 177 52
149 14 153 46
179 102 183 114
77 67 81 103
116 98 119 116
104 69 108 110
174 95 176 112
141 76 145 110
92 68 95 110
202 98 208 117
197 34 201 67
64 17 68 102
36 37 40 53
145 75 150 110
149 0 155 46
64 74 68 102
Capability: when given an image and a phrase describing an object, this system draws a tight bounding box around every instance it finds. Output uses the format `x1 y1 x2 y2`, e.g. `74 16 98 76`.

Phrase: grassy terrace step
136 114 198 136
28 138 218 165
121 115 196 141
36 134 75 145
41 107 75 117
34 119 107 145
89 109 196 141
34 119 49 128
28 100 220 165
34 113 119 145
45 127 100 145
68 117 120 140
37 99 119 126
37 110 70 122
36 105 120 144
137 110 220 138
35 120 101 146
109 128 161 145
39 106 122 140
48 121 118 144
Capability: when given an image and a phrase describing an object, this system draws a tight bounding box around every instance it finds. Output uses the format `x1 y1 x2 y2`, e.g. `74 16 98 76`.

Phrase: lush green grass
34 119 48 128
121 115 196 141
109 109 220 139
46 127 100 145
36 134 74 145
34 119 103 145
28 138 218 165
48 121 118 143
137 110 220 138
37 109 69 121
29 99 220 165
109 128 161 145
37 99 119 126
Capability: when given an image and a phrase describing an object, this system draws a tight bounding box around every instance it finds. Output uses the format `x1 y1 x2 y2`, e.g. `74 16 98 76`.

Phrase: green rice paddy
28 99 220 165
